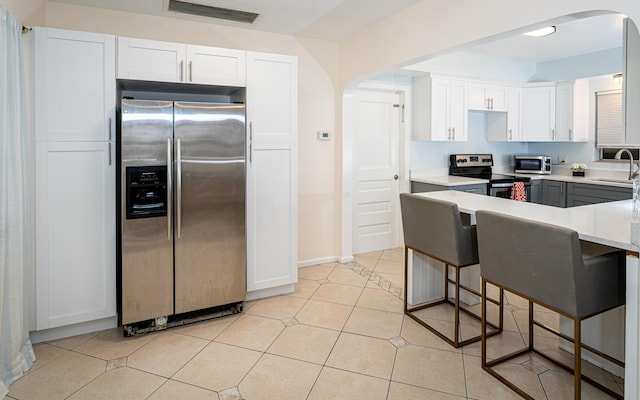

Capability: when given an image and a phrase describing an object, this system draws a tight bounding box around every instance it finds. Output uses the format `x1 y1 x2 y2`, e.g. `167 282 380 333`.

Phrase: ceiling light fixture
613 73 623 83
523 26 557 37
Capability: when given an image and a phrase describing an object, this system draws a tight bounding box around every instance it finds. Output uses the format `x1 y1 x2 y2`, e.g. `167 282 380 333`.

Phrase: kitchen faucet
614 148 639 180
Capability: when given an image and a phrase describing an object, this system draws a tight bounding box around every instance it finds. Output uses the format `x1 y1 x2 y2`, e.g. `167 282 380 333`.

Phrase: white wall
37 1 341 264
410 112 528 169
405 52 537 83
0 0 44 25
534 47 623 81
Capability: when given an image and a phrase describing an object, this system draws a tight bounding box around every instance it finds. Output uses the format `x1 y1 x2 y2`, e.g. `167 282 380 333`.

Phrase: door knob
394 174 399 180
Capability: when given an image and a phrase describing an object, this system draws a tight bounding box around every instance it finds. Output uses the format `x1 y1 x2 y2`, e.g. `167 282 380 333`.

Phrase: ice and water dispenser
125 166 168 219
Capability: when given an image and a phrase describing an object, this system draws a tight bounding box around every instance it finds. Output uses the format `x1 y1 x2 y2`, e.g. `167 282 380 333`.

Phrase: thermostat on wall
317 131 331 141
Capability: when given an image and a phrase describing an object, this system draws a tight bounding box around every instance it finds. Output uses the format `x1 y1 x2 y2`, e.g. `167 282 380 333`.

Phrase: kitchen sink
587 177 633 185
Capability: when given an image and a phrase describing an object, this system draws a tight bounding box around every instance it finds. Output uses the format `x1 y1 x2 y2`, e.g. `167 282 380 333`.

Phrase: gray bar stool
399 193 503 348
476 210 625 400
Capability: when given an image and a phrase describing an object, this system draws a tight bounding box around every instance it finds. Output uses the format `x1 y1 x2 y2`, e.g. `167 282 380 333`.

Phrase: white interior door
353 89 401 254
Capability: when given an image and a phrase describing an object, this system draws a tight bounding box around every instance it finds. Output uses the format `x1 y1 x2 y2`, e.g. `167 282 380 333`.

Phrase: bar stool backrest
400 194 478 267
476 210 625 318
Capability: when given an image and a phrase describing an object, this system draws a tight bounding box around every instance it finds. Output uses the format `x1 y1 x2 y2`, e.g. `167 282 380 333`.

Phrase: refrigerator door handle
176 138 182 239
167 138 172 241
249 122 253 164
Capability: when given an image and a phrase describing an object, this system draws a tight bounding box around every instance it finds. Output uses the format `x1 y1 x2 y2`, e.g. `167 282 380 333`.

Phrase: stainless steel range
449 154 531 200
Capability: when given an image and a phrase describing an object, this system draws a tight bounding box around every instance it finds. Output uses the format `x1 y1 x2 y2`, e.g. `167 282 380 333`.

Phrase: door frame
341 81 411 262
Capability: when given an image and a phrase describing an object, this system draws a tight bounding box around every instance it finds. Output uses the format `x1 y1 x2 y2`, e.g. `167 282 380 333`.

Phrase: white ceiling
47 0 424 41
47 1 627 68
465 13 625 63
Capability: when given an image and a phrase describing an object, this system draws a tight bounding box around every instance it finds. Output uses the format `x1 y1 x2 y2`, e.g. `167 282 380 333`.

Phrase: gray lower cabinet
566 182 632 207
530 180 542 204
541 180 567 207
411 181 487 195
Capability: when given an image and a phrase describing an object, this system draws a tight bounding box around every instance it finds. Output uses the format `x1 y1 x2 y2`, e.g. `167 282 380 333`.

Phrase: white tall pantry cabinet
246 52 298 296
33 28 116 330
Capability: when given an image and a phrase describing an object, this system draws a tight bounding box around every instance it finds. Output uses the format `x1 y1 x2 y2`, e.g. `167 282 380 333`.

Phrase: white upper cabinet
186 45 247 86
485 85 522 142
35 28 115 142
521 81 588 142
555 80 589 141
117 37 246 86
468 82 508 111
116 38 185 82
413 75 467 141
245 52 298 293
506 86 522 141
521 84 556 141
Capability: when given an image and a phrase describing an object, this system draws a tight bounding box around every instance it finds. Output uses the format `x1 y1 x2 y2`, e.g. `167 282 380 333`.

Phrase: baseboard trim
30 317 117 343
246 284 295 301
298 256 339 268
338 255 354 263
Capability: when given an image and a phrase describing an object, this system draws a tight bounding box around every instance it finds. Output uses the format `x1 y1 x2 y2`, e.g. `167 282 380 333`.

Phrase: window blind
596 90 623 146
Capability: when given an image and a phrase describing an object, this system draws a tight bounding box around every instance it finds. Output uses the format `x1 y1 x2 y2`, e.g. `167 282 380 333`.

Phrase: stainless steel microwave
514 155 552 174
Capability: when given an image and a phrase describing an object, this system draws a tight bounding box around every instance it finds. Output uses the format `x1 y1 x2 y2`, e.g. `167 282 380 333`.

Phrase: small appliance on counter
514 155 552 174
449 154 532 200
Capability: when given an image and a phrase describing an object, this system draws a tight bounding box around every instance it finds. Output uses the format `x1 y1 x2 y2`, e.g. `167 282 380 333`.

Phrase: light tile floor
5 248 623 399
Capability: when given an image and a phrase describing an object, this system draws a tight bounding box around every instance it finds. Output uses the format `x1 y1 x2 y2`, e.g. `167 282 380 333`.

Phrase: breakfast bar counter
414 190 639 398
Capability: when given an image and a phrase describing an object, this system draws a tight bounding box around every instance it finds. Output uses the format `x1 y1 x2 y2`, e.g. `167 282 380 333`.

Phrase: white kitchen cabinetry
468 82 508 111
555 80 589 141
246 52 298 295
34 28 116 330
485 86 522 141
117 37 246 86
506 86 522 140
521 84 556 141
35 142 116 329
35 28 115 142
413 75 467 141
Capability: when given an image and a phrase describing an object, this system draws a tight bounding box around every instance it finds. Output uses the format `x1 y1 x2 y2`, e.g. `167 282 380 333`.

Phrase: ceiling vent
164 0 259 24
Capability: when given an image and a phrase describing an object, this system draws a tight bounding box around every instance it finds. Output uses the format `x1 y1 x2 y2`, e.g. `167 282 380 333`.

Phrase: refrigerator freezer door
120 99 175 325
173 101 247 314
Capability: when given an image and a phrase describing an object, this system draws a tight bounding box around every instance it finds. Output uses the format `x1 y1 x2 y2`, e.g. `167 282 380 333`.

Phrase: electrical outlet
559 154 568 164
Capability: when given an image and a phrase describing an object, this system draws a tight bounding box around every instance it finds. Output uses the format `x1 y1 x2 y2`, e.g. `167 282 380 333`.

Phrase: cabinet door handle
108 142 111 165
189 61 193 82
108 117 112 141
552 128 555 140
166 138 172 241
508 129 512 140
180 60 184 81
452 127 456 140
569 128 573 140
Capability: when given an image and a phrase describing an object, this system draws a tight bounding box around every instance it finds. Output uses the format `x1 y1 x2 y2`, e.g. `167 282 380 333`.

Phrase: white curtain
0 4 35 397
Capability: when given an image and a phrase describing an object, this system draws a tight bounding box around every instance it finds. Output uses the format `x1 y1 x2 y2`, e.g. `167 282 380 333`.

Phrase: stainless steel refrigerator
119 99 246 329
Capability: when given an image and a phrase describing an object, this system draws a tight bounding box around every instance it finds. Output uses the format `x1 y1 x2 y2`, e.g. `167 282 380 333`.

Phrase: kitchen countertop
411 171 634 189
414 190 637 251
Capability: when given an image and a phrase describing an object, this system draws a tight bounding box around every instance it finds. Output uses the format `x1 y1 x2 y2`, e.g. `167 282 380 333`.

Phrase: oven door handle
490 183 515 188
